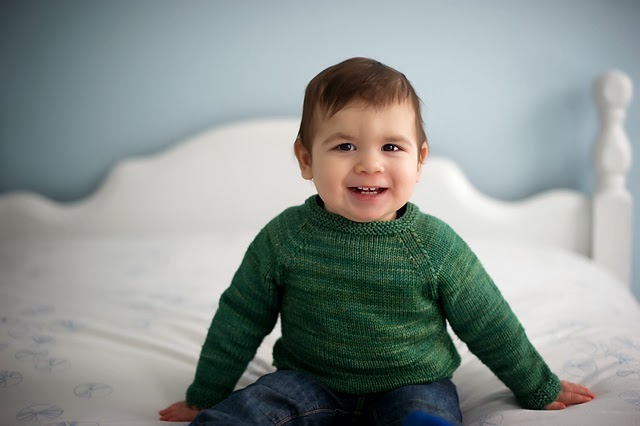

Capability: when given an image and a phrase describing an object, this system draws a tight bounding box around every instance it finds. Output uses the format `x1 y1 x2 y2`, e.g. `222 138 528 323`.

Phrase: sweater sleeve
431 223 561 409
185 227 282 409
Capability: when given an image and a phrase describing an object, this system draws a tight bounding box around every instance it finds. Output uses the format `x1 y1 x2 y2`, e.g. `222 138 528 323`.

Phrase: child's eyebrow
322 133 412 144
383 135 412 144
321 132 356 145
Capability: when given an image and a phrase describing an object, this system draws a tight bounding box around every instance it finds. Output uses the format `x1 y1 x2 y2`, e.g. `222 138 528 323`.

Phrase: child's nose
355 151 384 174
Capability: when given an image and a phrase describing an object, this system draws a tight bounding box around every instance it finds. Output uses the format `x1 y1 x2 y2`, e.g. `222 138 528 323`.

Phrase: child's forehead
311 100 420 147
316 98 417 121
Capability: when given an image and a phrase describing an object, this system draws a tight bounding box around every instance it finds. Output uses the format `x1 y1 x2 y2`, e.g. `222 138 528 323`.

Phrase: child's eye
337 143 355 151
382 144 400 152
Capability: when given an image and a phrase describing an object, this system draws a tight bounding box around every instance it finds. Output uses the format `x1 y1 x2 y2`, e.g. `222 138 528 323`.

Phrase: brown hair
297 57 427 156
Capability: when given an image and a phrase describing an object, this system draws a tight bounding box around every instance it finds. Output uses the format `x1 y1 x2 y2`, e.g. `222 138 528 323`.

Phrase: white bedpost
592 70 633 287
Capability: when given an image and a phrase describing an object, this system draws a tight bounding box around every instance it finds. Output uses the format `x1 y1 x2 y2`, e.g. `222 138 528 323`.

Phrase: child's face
295 101 428 222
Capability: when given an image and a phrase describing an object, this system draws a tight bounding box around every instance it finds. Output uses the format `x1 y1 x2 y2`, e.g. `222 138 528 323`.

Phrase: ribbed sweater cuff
516 374 562 410
186 383 227 410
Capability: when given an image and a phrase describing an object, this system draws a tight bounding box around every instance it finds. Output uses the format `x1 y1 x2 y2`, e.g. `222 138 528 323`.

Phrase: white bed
0 70 638 426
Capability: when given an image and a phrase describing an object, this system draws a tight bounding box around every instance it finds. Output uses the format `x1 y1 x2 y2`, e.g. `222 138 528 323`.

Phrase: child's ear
294 138 314 180
416 141 429 179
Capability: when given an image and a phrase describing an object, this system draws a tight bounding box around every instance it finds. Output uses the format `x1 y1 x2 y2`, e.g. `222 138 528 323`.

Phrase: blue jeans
190 370 462 426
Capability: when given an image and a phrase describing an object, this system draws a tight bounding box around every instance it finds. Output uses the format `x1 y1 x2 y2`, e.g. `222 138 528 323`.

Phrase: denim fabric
190 370 462 426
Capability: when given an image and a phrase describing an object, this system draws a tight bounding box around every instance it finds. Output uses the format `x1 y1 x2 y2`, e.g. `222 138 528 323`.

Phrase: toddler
160 57 594 425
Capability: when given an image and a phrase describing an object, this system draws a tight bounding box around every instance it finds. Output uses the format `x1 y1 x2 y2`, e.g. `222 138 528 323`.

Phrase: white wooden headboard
0 71 633 287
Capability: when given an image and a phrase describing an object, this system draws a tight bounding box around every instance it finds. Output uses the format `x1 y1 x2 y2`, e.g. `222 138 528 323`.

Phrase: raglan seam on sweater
253 227 282 295
426 217 463 301
267 208 315 282
406 217 441 301
404 229 437 276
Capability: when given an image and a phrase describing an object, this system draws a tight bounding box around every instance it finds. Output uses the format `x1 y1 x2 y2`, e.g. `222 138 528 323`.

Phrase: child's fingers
577 385 596 399
545 381 595 410
158 407 172 415
159 401 199 421
557 381 595 406
564 380 594 395
559 391 593 405
562 381 596 397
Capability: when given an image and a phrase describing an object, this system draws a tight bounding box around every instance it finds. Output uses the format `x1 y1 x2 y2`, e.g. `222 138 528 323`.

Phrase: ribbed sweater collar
304 195 417 236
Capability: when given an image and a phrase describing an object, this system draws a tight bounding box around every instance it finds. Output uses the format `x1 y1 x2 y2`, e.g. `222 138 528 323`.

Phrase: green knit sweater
186 196 561 410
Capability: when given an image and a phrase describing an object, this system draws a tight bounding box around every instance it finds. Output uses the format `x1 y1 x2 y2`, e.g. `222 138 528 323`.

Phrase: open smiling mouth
350 186 388 195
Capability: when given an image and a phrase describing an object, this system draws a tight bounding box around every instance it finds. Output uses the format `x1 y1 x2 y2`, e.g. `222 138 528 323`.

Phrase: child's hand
159 400 202 422
544 380 595 410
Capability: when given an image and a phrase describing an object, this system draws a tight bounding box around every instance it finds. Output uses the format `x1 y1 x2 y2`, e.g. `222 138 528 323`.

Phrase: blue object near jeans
190 370 462 426
402 411 455 426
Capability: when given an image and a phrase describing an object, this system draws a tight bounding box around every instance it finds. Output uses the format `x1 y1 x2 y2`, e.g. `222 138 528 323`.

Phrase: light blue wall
1 0 639 298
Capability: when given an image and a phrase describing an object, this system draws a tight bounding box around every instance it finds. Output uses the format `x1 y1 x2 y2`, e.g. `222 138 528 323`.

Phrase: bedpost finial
594 70 633 109
593 69 633 195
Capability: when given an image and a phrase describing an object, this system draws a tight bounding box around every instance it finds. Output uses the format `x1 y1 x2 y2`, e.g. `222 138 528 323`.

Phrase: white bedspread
1 236 639 425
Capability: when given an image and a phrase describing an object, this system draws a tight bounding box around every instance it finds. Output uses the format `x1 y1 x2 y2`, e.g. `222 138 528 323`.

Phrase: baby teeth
355 187 380 194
